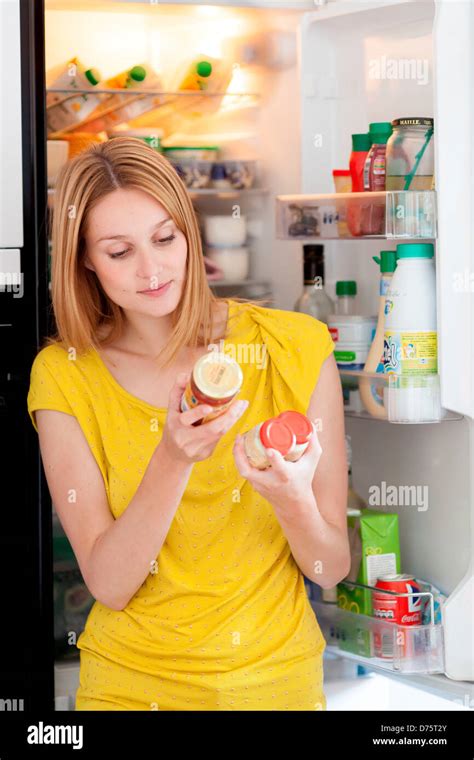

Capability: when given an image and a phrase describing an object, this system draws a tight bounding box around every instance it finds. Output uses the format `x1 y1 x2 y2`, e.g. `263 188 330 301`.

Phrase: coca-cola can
372 574 422 660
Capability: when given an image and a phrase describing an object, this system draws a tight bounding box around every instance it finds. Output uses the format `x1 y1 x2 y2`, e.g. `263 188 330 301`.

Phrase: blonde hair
45 136 270 368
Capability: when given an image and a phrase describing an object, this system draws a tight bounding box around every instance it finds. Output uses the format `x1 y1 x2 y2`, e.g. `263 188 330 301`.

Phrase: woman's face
83 187 188 316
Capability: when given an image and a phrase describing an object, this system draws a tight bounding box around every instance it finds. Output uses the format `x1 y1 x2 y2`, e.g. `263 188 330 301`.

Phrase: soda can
372 574 422 660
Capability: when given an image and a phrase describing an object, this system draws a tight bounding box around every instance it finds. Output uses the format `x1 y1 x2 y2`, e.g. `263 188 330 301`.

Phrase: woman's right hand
160 371 249 465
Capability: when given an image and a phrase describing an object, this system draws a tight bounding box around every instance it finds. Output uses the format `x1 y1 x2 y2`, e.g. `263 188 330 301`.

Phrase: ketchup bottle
349 133 372 192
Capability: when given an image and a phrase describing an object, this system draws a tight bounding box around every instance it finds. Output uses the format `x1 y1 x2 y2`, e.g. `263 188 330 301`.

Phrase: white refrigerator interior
43 0 473 704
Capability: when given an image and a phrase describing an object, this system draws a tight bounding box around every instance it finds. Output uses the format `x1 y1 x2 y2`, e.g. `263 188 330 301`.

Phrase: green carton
336 509 401 657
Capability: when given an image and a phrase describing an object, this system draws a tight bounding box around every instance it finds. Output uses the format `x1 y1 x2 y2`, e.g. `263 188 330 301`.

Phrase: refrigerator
2 0 473 711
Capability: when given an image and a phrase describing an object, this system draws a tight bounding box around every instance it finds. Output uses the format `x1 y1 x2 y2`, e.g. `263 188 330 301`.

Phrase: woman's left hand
232 421 322 521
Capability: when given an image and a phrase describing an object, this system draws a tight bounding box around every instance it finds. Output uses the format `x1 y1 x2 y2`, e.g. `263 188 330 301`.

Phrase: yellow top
27 299 334 711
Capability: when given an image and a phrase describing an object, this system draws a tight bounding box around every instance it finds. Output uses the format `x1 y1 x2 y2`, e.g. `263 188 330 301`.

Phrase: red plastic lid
278 411 313 444
332 169 351 176
259 419 295 455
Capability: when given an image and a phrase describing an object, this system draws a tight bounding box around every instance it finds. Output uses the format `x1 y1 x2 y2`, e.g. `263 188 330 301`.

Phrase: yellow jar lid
193 351 243 399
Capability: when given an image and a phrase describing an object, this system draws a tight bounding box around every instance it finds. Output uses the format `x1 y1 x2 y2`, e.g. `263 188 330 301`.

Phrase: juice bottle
46 57 102 134
81 63 164 132
177 56 232 92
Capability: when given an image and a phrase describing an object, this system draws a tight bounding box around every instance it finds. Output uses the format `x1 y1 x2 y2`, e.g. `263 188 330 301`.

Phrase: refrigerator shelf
311 583 445 676
189 187 269 198
276 191 437 240
339 371 463 424
47 88 261 98
47 187 267 204
47 88 261 135
343 408 462 423
209 278 268 288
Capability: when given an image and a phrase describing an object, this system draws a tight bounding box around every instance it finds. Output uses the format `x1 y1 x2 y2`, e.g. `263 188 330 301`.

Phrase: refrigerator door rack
339 370 463 424
275 190 437 240
312 580 445 676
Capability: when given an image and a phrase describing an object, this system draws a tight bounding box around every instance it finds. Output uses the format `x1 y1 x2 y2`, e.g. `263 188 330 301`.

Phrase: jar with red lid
180 351 243 426
277 411 313 462
243 418 295 470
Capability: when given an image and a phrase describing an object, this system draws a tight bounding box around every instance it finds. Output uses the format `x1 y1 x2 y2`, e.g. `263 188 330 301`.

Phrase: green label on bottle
335 350 356 362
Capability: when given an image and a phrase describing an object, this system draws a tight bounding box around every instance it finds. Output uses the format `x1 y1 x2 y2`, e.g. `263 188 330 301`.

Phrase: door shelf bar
311 580 445 676
276 190 437 240
339 370 462 424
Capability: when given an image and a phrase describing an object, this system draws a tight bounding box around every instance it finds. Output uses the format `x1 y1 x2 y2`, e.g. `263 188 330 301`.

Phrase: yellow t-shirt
27 299 334 711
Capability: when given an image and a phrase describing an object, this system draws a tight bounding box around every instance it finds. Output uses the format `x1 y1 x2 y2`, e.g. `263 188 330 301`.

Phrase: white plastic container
328 315 376 346
383 243 438 422
334 341 371 370
204 215 247 247
205 245 249 282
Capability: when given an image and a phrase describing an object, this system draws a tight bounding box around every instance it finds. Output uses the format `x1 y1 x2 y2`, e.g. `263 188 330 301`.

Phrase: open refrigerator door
282 0 473 691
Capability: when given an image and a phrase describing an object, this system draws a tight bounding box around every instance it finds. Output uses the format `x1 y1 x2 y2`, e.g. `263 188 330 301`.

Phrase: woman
27 137 349 711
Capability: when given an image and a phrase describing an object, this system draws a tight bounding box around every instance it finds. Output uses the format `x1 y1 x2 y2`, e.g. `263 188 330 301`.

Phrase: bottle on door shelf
294 244 334 325
322 435 365 603
349 132 372 192
359 250 397 418
383 243 438 422
334 280 357 315
363 122 393 191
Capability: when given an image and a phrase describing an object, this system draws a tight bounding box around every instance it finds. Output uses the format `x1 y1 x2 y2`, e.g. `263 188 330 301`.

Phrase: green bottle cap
352 133 372 151
368 121 393 144
130 65 147 82
84 67 100 86
196 60 213 78
396 243 434 259
336 280 357 296
373 250 397 273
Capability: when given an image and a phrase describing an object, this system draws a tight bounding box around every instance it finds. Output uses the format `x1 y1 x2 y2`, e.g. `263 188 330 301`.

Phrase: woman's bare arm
261 353 350 587
35 408 194 611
